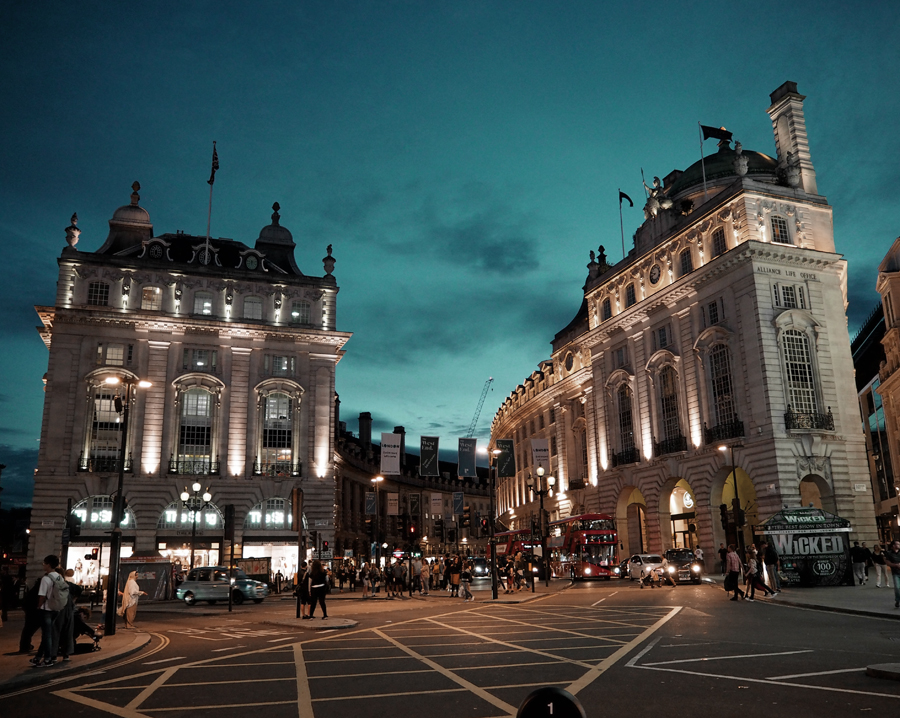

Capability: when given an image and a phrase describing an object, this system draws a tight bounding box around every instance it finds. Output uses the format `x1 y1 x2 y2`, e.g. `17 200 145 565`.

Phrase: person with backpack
30 554 68 667
54 568 82 660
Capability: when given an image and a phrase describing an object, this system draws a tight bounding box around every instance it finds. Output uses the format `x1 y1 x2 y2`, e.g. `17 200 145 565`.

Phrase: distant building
491 82 878 561
30 184 349 579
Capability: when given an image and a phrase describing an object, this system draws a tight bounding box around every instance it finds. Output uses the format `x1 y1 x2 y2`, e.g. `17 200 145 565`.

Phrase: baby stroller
73 607 103 653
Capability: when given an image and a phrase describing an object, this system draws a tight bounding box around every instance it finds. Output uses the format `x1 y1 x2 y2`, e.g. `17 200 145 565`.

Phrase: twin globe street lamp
180 482 213 571
526 466 555 587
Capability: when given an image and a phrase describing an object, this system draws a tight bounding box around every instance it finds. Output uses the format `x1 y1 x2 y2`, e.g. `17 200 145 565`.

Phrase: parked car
626 554 665 581
176 566 270 606
664 548 703 584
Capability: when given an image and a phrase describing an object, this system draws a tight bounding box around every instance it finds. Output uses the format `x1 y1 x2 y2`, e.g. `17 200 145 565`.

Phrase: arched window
782 329 817 414
87 282 110 306
659 366 681 441
141 286 162 311
711 227 727 257
176 388 214 474
244 497 294 531
290 300 310 325
157 500 222 530
260 392 294 475
680 248 693 276
193 291 213 315
243 296 263 321
771 216 791 244
625 284 636 307
81 385 124 472
708 344 736 426
72 496 137 530
601 298 612 321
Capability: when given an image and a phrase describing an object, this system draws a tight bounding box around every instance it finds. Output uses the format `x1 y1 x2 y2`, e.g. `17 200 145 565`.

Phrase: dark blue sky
1 2 898 506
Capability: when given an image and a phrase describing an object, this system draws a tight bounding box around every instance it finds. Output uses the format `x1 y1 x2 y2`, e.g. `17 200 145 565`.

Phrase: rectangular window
886 293 895 328
549 407 555 424
774 284 808 310
96 343 132 366
625 284 636 307
680 249 693 276
612 346 628 369
291 301 310 324
771 216 791 244
267 355 295 377
243 296 263 321
141 286 162 311
711 227 727 258
702 299 722 328
654 325 670 351
87 282 109 306
193 292 214 315
182 348 218 372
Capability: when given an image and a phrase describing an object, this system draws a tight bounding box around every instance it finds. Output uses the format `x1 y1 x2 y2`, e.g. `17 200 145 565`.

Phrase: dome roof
110 181 151 227
668 144 778 195
256 202 294 245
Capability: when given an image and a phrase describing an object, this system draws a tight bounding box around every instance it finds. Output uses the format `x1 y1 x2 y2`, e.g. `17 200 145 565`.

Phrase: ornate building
491 82 878 561
29 184 349 578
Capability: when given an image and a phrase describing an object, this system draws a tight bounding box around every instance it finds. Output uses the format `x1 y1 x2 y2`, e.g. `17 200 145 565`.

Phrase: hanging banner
458 438 477 477
381 433 402 474
365 491 376 515
409 493 421 518
453 492 465 516
420 436 440 476
496 439 516 478
430 494 443 516
531 438 550 472
387 493 399 516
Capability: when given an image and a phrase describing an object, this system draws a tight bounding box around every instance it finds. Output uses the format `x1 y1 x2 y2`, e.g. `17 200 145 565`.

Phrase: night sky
1 2 898 507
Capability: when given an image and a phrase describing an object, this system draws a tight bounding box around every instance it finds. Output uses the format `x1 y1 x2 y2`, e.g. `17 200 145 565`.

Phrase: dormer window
771 216 791 244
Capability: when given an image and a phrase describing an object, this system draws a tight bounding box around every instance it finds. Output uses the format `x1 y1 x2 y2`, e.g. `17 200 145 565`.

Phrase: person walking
883 539 900 608
760 540 781 592
724 544 746 601
30 555 67 667
745 549 775 600
307 560 329 620
18 578 42 654
872 544 888 588
459 561 474 602
850 541 868 586
118 570 146 629
360 563 370 599
718 543 728 575
297 561 311 617
449 556 461 597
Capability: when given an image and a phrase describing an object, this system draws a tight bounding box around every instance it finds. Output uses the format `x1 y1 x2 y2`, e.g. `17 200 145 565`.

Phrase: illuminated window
176 388 213 474
156 500 221 530
87 282 109 306
266 355 295 377
290 300 310 325
782 330 818 414
617 385 635 453
141 286 162 311
96 343 131 367
243 296 263 321
658 366 681 441
183 349 217 373
771 216 791 244
708 344 736 426
244 497 292 530
193 291 214 315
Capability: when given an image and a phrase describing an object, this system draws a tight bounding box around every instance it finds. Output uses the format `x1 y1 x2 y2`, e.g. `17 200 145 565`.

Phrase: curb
866 663 900 681
261 618 358 631
0 632 151 696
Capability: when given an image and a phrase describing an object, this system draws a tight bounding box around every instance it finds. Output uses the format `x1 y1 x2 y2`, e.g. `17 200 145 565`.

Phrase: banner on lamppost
452 492 464 516
409 493 420 517
387 493 399 516
458 438 477 477
419 436 440 476
531 438 550 472
365 492 376 515
496 439 515 478
380 433 402 475
430 493 443 516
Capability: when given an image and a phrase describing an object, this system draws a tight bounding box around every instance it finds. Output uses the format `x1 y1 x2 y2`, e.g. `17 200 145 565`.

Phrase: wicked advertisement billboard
756 508 851 587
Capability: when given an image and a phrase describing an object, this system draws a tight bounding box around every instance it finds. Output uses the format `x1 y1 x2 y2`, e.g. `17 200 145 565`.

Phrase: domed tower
254 202 304 276
96 182 154 254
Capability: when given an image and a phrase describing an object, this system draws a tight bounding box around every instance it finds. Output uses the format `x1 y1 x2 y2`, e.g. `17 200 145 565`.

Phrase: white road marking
268 636 298 642
641 649 813 666
767 667 866 680
142 657 187 665
210 645 245 652
294 643 314 718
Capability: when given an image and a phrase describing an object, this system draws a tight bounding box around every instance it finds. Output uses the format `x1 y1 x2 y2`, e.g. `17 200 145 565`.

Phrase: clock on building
148 243 163 259
649 264 661 285
198 248 212 265
245 255 259 270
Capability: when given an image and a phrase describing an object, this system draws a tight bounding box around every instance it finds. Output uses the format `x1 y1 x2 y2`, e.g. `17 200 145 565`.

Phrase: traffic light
398 515 407 537
322 540 329 552
435 519 444 541
461 504 471 528
448 528 457 544
366 518 374 539
91 548 99 560
719 504 729 530
480 517 489 533
409 519 417 539
732 498 745 527
67 512 82 539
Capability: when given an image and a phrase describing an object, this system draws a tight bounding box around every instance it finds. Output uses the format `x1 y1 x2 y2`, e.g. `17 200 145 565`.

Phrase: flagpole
205 140 217 256
698 123 708 203
618 188 625 259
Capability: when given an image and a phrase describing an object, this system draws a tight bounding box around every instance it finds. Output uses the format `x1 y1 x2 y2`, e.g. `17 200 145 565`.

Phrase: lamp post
526 466 555 587
372 476 383 568
719 443 745 559
489 448 501 600
103 375 151 636
181 482 213 570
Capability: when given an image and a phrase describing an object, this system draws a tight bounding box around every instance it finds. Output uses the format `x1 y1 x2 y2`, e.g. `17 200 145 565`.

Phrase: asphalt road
4 580 900 717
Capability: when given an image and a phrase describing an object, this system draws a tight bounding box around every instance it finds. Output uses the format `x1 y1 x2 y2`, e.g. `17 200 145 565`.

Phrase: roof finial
131 181 141 206
65 213 81 248
271 202 281 226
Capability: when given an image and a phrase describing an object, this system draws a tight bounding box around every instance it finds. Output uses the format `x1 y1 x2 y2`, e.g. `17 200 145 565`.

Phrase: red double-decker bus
548 513 619 580
494 529 540 560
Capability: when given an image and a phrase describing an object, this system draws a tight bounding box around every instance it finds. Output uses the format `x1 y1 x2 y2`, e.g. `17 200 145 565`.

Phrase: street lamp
372 476 383 568
102 375 151 637
180 482 213 571
719 443 745 559
488 448 501 599
526 466 556 587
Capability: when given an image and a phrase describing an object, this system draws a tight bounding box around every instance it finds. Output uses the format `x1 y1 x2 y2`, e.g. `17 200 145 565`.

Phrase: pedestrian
460 561 474 601
850 541 868 586
349 562 357 593
861 542 873 583
54 568 81 660
118 570 146 629
872 544 888 588
450 556 461 597
360 563 370 599
718 543 728 575
1 565 16 623
694 546 704 565
18 577 42 654
659 557 677 587
432 560 441 591
297 561 311 617
412 557 423 594
639 565 659 589
760 540 781 592
882 539 900 608
724 544 745 601
30 554 68 667
274 570 283 594
745 549 775 600
307 560 328 620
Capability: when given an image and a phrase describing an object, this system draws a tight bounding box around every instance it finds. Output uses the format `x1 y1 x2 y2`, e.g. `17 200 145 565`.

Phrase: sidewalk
0 611 150 695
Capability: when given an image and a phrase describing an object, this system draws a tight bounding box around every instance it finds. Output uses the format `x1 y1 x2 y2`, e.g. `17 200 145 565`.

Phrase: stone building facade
29 184 349 579
491 82 878 562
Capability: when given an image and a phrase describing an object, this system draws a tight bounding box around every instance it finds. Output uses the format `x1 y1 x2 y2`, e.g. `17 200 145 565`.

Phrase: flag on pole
207 141 219 185
618 190 633 207
700 125 733 142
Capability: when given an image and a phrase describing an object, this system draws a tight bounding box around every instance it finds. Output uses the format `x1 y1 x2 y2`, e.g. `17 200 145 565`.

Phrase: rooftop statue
642 176 673 220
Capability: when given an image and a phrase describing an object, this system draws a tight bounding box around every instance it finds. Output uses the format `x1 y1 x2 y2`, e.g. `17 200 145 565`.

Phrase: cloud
0 445 37 508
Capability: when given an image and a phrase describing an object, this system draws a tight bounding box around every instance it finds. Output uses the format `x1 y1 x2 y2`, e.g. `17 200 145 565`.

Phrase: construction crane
465 377 494 438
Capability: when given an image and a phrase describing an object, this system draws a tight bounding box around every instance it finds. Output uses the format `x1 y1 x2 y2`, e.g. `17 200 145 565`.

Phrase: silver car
176 566 269 606
627 554 665 581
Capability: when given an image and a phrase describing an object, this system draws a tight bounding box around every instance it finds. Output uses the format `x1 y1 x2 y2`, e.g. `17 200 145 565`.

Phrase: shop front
241 497 302 581
66 496 138 588
156 500 224 573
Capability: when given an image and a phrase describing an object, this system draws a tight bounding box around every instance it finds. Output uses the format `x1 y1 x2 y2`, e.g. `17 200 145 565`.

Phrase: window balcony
167 458 220 476
654 434 688 457
785 406 834 431
704 418 745 444
611 447 640 467
78 453 133 473
253 461 303 477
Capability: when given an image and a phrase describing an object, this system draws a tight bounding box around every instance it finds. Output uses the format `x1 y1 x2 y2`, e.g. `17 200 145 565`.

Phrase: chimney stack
393 426 406 463
359 412 372 449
